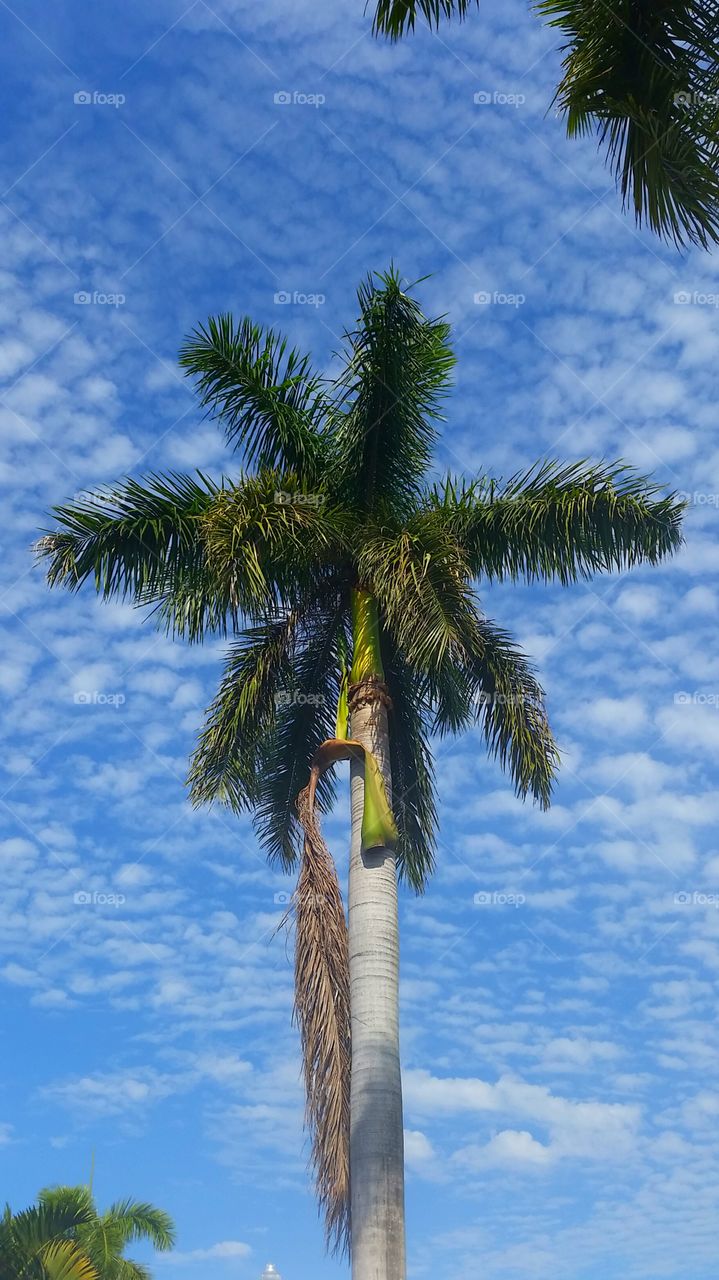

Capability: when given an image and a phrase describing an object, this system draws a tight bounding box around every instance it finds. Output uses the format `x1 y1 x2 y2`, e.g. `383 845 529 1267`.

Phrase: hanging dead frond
293 736 398 1255
294 767 351 1256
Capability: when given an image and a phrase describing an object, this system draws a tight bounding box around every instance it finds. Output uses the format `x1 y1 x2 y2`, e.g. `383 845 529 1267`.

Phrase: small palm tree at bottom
38 267 685 1279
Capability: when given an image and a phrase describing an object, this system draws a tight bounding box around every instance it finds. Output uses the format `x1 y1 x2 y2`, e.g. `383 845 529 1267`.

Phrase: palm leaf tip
536 0 719 247
372 0 479 38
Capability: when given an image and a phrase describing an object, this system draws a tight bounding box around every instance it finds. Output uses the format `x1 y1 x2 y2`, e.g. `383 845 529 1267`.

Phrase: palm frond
39 1241 97 1280
330 267 455 518
382 637 438 892
190 600 347 868
36 472 221 623
360 519 559 805
431 460 686 585
188 611 299 813
372 0 479 38
537 0 719 246
102 1203 174 1251
179 314 328 481
254 607 347 868
460 614 559 808
357 515 474 675
198 470 349 630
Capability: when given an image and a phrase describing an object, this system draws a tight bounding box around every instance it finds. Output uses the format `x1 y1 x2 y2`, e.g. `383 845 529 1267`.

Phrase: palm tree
35 1188 174 1280
371 0 719 249
0 1199 98 1280
38 268 684 1279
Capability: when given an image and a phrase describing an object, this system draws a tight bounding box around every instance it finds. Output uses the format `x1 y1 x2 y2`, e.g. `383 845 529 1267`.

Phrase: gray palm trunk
348 692 406 1279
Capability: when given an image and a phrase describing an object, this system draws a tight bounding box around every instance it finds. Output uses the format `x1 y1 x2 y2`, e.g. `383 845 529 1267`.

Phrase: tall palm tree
35 1188 174 1280
38 269 684 1279
372 0 719 249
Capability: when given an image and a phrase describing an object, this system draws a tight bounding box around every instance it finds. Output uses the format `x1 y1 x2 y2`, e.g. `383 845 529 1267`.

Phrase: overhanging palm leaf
40 267 685 1258
539 0 719 247
372 0 719 247
372 0 479 37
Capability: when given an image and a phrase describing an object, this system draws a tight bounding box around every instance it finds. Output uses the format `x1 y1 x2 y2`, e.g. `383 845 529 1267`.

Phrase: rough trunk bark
348 693 406 1280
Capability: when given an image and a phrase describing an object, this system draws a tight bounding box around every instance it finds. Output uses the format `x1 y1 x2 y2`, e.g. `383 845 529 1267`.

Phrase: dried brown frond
294 765 351 1256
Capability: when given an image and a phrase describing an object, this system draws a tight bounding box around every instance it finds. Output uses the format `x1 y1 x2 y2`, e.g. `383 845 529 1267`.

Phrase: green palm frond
431 461 685 584
357 515 474 675
179 314 328 482
36 471 219 612
39 1241 98 1280
382 638 438 891
198 470 349 629
372 0 479 38
2 1200 97 1280
331 267 455 518
190 600 347 868
102 1203 174 1252
188 611 299 813
359 517 558 805
537 0 719 246
254 606 347 868
460 614 558 808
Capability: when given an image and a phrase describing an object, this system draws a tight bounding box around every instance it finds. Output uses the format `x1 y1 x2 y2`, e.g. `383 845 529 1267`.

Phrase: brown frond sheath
294 736 398 1256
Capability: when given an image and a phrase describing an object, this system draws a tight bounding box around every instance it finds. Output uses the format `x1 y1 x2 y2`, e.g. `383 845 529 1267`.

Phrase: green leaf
536 0 719 246
330 267 455 519
431 460 686 585
179 314 328 481
372 0 479 38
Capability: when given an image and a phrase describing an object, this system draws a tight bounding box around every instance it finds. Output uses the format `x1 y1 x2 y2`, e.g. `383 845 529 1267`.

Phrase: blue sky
1 1 719 1277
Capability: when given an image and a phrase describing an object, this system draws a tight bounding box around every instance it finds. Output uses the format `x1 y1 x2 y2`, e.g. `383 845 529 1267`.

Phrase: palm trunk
348 691 406 1280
